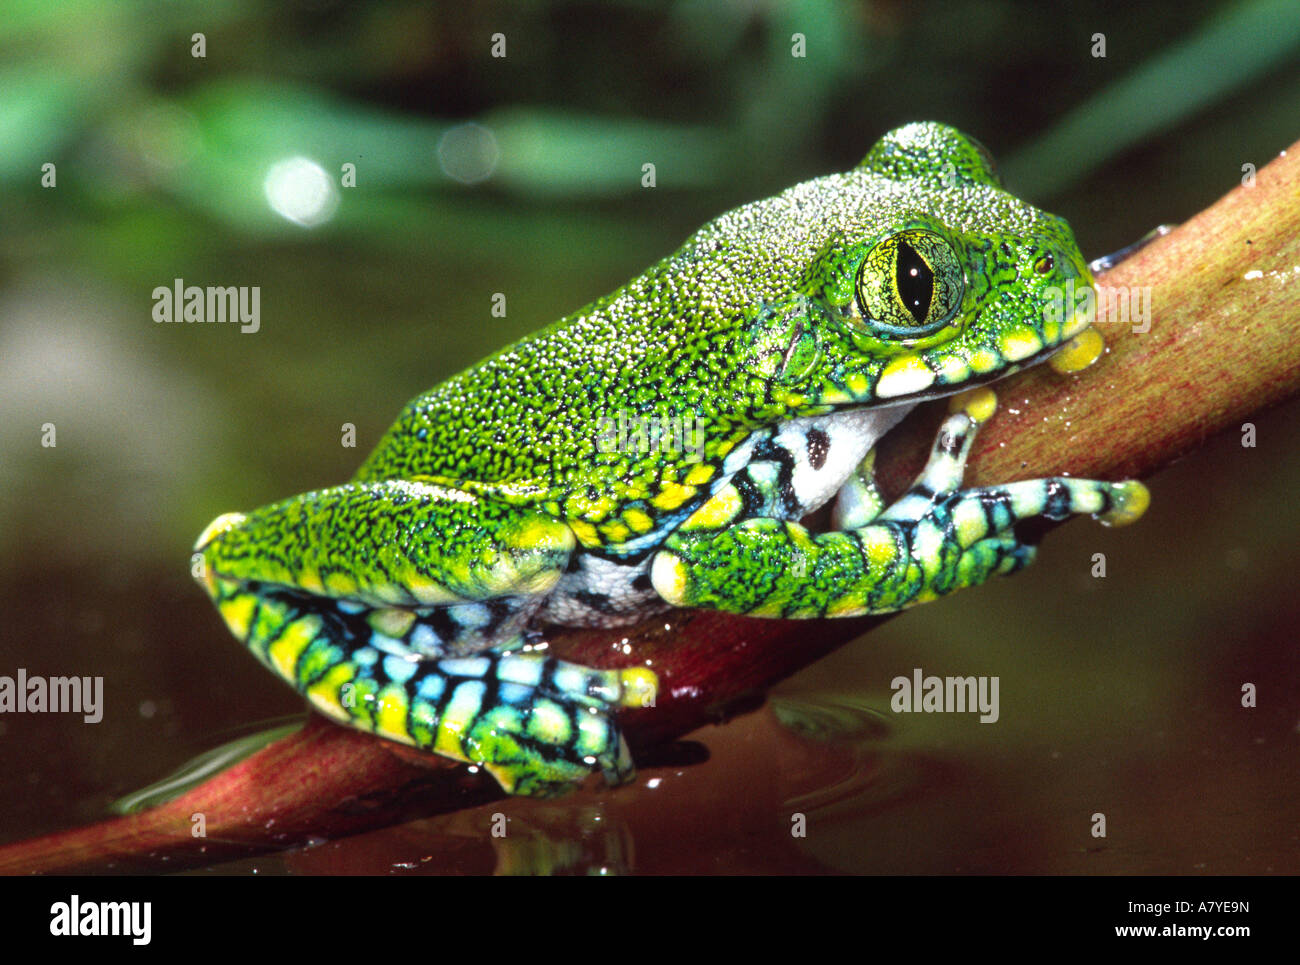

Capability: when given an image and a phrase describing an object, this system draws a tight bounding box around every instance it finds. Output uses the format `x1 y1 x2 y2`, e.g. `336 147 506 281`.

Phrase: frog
193 122 1148 797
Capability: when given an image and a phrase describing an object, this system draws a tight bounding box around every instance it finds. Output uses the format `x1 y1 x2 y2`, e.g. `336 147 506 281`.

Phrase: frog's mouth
857 296 1099 407
875 330 1100 407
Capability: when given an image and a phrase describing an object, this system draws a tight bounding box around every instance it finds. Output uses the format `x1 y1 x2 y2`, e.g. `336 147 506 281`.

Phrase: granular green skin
194 123 1147 796
357 123 1084 537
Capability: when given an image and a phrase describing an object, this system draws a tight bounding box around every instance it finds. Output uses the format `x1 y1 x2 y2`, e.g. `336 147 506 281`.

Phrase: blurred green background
0 0 1297 873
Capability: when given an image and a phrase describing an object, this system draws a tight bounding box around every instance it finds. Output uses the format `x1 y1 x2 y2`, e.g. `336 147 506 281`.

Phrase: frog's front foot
652 387 1148 618
877 388 1149 602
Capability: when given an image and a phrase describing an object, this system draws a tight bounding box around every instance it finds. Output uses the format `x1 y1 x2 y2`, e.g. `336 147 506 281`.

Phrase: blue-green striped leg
201 577 654 796
651 407 1148 619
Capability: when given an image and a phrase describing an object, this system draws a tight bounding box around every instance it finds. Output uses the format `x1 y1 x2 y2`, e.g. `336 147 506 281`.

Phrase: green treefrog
194 122 1148 796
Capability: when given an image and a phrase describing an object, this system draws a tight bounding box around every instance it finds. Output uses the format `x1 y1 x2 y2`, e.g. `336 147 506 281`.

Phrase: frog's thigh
195 478 575 608
195 481 662 796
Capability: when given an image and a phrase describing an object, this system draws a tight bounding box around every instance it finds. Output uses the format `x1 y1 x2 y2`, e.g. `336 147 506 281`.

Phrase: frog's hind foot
436 650 652 796
311 641 656 797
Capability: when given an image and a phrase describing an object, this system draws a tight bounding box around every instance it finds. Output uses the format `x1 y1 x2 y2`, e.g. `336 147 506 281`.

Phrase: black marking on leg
911 483 936 502
1043 480 1071 520
806 427 830 470
538 657 560 703
977 491 1007 538
430 672 458 741
748 439 802 517
475 665 503 739
938 426 966 458
732 470 771 519
242 597 266 648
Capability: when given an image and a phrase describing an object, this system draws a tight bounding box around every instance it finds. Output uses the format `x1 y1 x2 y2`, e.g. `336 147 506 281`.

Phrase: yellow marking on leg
305 663 359 721
433 683 483 761
651 481 697 512
650 552 691 606
574 712 612 758
375 683 412 741
218 594 258 640
369 607 415 638
599 519 632 543
267 618 320 681
623 507 654 534
567 518 602 548
617 667 658 708
950 499 991 547
859 527 902 571
681 485 743 532
1099 480 1150 527
482 763 522 794
684 463 715 487
526 700 573 744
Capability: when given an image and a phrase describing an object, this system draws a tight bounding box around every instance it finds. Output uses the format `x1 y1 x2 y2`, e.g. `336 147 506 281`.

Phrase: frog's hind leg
195 479 655 796
211 575 651 796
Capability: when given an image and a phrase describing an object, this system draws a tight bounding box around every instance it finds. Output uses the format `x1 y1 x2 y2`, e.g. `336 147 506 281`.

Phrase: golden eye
854 230 964 339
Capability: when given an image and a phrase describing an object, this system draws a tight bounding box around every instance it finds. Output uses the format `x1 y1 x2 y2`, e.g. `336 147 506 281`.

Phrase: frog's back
356 168 882 494
355 152 1045 497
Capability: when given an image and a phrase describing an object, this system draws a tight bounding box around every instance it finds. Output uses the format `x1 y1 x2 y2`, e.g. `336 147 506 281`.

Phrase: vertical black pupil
896 241 933 323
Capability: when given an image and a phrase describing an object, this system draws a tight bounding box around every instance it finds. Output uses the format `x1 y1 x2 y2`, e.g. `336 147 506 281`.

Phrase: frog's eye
854 230 964 339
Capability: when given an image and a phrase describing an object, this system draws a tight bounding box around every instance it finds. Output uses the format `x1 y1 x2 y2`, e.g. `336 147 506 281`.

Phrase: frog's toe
923 531 1035 600
969 531 1036 580
600 733 637 787
1098 480 1149 527
488 651 657 714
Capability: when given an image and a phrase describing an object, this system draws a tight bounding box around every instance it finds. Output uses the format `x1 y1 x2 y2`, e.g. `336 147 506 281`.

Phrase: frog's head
750 122 1098 411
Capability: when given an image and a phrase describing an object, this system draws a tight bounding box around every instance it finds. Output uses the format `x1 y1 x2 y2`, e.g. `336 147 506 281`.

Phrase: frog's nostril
1033 253 1054 275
